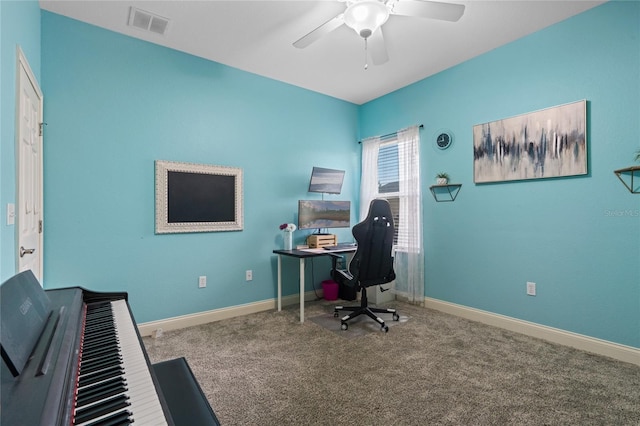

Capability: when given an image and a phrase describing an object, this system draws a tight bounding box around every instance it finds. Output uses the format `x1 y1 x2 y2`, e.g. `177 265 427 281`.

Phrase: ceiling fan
293 0 465 68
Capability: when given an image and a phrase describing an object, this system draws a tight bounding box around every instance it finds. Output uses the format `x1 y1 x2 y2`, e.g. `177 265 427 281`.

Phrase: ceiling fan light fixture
344 0 390 39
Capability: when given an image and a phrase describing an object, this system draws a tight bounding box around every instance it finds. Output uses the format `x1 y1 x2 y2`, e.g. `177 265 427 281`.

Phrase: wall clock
435 131 453 150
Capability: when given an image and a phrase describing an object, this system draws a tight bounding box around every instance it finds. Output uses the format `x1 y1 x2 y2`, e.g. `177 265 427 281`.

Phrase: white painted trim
139 293 638 366
15 46 44 283
425 297 640 366
16 47 43 98
137 291 321 337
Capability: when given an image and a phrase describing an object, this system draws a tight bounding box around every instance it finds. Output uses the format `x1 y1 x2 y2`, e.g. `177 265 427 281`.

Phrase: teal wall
0 0 41 280
40 12 359 323
2 2 637 348
360 1 639 347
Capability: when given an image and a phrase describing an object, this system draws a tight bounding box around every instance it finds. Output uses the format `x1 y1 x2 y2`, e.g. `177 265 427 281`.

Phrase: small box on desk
307 234 337 248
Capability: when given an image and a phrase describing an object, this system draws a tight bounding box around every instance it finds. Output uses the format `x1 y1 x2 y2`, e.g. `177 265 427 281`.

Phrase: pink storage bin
321 280 339 301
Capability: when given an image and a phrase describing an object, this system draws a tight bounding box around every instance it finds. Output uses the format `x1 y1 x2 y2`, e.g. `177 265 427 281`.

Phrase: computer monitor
298 200 350 231
308 167 345 194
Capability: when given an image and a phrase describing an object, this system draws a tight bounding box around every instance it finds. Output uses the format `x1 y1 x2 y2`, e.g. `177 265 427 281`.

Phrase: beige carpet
143 299 640 425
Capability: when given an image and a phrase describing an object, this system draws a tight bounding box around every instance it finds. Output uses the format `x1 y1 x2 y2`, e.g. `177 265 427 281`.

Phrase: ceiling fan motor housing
344 0 390 39
292 0 466 69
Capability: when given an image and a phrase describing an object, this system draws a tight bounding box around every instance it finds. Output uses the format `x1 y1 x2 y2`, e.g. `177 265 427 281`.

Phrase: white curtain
359 126 424 305
359 135 380 221
395 126 424 305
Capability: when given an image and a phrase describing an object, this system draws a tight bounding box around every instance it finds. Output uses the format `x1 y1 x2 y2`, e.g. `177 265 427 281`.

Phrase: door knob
20 246 35 257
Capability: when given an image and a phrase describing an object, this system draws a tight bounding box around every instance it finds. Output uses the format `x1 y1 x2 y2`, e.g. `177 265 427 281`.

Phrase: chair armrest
336 269 354 281
327 252 342 272
326 252 343 260
327 252 358 287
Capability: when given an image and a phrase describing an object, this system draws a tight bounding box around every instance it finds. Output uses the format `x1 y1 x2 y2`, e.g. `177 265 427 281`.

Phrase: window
378 142 402 245
363 134 420 252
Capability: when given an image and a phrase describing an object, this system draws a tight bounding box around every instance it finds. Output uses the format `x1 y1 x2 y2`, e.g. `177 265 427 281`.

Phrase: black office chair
332 199 400 332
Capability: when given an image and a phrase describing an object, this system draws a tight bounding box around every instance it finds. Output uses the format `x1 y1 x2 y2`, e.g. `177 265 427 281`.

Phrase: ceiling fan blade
391 0 465 22
369 28 389 65
293 14 345 49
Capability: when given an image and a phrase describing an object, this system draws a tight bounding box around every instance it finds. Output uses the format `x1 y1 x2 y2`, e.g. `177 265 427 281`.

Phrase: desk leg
277 255 282 312
299 258 305 323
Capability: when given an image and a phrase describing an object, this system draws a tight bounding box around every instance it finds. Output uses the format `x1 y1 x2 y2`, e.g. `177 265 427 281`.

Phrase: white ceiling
39 0 606 105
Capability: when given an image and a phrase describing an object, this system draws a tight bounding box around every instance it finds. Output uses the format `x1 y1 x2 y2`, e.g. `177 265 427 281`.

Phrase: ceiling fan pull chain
364 38 369 70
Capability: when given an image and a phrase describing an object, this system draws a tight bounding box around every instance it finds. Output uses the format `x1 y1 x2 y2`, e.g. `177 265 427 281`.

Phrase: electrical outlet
198 276 207 288
246 270 253 281
526 281 536 296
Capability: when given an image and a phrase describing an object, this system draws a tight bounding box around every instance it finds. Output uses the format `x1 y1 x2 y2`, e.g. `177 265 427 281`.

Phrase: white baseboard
424 297 640 366
137 291 320 337
139 293 638 366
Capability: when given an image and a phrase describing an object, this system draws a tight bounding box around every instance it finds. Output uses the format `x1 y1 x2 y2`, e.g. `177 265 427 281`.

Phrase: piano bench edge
152 357 220 426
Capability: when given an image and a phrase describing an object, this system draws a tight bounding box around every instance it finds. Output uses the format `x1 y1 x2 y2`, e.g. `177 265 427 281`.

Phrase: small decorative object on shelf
279 223 296 250
435 172 450 185
429 183 462 202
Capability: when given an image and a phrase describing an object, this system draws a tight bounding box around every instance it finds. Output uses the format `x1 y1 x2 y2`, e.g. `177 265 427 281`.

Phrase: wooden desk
273 247 356 323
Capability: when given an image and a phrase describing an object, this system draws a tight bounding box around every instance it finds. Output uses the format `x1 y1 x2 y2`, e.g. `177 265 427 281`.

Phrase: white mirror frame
155 160 243 234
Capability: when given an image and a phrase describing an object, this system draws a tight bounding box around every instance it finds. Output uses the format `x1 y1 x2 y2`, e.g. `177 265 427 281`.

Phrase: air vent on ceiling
128 7 170 36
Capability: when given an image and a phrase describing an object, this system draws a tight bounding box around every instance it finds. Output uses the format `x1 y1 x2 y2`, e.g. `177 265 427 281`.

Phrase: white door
16 48 44 282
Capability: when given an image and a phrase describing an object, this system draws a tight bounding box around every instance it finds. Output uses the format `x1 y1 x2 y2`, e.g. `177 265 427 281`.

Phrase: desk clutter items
307 234 337 248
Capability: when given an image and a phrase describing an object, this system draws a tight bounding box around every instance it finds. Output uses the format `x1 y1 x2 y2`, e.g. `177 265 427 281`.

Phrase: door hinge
39 122 47 136
39 220 43 233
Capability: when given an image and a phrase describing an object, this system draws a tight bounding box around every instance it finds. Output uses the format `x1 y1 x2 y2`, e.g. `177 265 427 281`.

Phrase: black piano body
1 270 219 426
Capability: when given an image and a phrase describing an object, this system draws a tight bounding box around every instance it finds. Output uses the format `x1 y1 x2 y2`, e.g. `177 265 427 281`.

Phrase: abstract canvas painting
473 100 587 183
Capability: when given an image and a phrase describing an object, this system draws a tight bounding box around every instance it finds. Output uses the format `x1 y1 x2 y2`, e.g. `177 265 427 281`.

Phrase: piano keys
73 300 169 425
1 270 219 426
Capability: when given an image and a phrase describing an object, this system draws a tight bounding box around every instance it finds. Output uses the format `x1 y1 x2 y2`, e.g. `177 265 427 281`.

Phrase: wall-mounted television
308 167 345 194
298 200 350 231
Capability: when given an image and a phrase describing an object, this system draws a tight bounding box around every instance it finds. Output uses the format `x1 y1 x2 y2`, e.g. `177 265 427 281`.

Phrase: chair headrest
363 199 394 225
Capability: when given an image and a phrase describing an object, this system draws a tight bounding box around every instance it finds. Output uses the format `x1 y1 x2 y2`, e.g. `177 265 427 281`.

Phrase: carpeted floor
143 299 640 425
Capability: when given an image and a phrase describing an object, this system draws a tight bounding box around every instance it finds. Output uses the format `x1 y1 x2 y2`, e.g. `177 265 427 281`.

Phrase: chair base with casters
333 286 400 332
